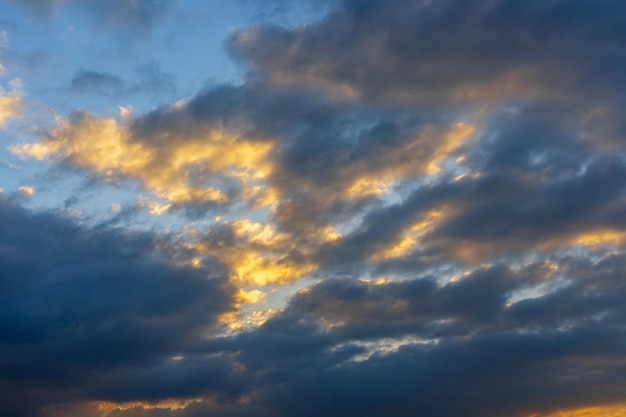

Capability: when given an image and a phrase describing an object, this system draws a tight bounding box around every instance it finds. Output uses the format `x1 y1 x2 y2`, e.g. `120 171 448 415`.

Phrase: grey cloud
310 102 626 271
0 198 235 416
251 325 626 417
71 63 176 100
71 251 626 416
228 0 626 110
129 62 177 98
195 253 626 417
71 69 125 98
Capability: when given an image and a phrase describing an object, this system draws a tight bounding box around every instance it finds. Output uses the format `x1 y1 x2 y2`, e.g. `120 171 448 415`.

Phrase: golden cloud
370 207 449 261
192 218 316 286
10 112 276 208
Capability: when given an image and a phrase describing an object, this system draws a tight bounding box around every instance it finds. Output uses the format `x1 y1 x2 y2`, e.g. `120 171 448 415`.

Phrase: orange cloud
536 405 626 417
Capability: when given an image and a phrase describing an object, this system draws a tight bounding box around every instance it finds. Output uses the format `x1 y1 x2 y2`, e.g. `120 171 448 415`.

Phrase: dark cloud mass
0 198 235 417
202 256 626 417
4 0 626 416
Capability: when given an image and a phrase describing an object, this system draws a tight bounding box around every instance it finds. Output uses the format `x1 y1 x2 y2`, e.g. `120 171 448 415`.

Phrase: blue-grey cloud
71 69 125 98
0 198 235 416
200 255 626 417
228 0 626 109
71 63 176 100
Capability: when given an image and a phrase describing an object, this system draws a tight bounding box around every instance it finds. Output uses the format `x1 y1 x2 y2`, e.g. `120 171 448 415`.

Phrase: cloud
228 0 626 109
0 77 22 128
197 253 626 417
5 0 626 416
0 198 234 416
17 185 34 195
10 108 274 212
70 64 176 100
71 70 126 98
10 83 478 286
129 62 176 99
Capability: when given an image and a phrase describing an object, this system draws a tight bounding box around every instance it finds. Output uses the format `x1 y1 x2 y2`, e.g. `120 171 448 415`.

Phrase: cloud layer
3 0 626 416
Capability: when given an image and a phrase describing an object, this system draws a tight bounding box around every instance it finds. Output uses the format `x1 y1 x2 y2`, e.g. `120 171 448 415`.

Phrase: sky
1 0 626 416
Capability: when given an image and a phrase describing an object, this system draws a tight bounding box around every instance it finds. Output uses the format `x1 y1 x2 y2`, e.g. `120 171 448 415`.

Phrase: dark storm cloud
0 198 235 416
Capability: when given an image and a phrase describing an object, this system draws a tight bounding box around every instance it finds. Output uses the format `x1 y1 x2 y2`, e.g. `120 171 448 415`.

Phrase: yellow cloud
220 307 279 331
425 123 475 175
371 208 448 261
10 112 276 209
0 79 22 129
573 230 626 248
319 225 343 242
192 219 316 287
232 254 315 286
219 288 279 330
95 398 202 413
347 177 393 198
17 185 35 196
